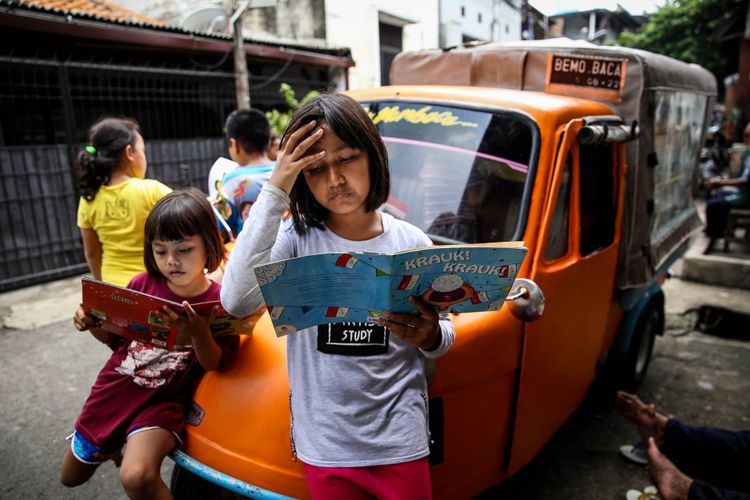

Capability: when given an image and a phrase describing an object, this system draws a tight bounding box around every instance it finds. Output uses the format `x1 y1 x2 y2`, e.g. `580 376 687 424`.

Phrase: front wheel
612 301 663 392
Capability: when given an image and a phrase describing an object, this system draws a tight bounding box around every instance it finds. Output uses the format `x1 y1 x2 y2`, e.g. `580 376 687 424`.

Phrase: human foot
647 437 692 500
616 391 668 446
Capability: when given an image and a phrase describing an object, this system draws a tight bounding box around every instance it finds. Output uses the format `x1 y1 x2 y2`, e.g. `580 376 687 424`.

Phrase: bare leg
119 428 175 500
647 437 693 500
616 391 669 447
60 446 100 487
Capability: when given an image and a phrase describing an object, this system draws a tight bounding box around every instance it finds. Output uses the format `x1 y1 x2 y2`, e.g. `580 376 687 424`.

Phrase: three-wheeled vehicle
170 39 716 498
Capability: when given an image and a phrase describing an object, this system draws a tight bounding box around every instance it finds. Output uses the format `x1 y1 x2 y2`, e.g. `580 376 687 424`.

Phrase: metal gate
0 55 321 291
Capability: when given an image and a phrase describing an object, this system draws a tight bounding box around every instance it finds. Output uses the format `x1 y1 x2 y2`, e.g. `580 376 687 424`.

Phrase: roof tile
19 0 165 27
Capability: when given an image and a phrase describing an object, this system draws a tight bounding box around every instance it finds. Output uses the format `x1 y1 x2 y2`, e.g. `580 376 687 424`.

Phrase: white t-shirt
221 184 455 467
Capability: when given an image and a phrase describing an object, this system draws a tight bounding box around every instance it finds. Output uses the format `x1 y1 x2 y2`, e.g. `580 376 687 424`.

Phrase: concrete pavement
0 276 81 331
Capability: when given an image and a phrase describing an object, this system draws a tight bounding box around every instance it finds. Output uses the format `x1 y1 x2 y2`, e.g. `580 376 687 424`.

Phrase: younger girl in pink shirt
63 188 235 500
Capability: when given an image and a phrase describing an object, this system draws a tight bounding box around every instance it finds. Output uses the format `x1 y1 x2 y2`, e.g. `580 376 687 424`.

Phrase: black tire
612 300 663 392
586 299 663 409
170 463 245 500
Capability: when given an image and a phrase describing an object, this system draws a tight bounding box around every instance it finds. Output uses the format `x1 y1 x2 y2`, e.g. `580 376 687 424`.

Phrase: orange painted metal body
182 86 629 498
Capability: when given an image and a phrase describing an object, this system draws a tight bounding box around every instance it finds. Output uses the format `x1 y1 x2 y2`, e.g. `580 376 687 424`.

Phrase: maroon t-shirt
75 272 236 449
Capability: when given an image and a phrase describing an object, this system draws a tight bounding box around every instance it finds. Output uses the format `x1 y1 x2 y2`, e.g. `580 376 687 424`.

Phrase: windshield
363 101 535 244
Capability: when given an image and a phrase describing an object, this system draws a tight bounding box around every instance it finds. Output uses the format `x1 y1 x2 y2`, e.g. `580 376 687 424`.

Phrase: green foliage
615 0 746 82
265 83 320 136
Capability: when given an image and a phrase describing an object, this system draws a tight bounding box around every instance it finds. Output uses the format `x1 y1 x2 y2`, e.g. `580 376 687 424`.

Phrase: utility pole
231 0 278 110
231 0 251 109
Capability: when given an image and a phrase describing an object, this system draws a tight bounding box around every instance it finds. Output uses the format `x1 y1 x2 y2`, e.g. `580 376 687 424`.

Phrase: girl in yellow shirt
76 118 171 286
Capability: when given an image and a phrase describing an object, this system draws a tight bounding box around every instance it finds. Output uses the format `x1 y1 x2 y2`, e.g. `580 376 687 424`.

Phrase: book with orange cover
81 275 261 350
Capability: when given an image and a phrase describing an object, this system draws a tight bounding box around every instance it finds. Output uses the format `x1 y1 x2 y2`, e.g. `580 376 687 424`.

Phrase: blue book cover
253 242 527 336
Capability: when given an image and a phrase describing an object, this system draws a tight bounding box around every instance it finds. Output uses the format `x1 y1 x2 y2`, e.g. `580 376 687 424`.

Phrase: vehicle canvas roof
390 38 718 291
390 38 716 124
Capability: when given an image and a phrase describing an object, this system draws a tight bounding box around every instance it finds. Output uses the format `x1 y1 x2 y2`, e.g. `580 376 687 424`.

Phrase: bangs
320 102 369 152
149 203 200 242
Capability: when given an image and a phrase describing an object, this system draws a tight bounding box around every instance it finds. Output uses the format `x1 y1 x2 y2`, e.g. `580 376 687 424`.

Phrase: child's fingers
380 307 439 349
382 318 423 346
182 301 198 318
289 127 324 162
380 311 420 328
73 304 100 331
159 305 182 325
73 316 89 331
282 120 317 154
408 296 439 320
208 305 218 323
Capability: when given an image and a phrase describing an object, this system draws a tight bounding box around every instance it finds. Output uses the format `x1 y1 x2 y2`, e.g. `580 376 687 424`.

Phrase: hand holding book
81 276 260 350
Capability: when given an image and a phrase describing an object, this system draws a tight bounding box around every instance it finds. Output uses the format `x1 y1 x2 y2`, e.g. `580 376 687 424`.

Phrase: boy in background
221 109 275 235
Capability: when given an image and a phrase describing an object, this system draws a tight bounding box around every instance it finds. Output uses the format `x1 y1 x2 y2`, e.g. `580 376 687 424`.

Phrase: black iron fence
0 53 327 291
0 138 226 291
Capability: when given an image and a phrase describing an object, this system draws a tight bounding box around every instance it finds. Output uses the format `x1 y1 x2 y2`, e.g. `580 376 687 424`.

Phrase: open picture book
253 242 527 336
81 275 260 350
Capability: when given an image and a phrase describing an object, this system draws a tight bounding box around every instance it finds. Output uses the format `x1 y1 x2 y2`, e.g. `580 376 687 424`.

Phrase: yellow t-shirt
77 178 172 286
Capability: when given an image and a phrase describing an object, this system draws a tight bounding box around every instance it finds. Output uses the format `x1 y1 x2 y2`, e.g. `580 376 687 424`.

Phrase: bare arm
158 303 223 370
80 228 102 280
380 296 455 358
221 121 324 317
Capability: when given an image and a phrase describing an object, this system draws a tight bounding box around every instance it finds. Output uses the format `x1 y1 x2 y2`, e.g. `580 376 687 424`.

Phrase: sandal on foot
620 441 648 465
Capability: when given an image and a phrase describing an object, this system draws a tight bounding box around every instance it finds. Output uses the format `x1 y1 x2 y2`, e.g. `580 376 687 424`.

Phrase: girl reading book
76 117 171 287
63 188 236 499
221 93 456 498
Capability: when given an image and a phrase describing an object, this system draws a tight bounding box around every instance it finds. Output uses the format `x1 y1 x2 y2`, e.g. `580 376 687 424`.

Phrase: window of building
461 6 465 16
478 13 482 23
379 22 402 85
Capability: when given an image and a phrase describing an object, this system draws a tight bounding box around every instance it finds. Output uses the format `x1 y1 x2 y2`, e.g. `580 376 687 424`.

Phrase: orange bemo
169 39 717 498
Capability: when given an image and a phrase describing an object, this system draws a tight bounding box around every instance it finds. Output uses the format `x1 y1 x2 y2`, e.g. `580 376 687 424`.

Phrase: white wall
325 0 439 89
440 0 492 45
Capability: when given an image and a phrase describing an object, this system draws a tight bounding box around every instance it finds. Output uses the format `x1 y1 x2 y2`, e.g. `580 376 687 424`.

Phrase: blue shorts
67 430 118 465
67 426 179 464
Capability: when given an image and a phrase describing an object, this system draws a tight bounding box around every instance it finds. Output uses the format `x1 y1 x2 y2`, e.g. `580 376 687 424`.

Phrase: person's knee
60 464 97 488
60 471 86 488
119 462 160 495
60 450 98 487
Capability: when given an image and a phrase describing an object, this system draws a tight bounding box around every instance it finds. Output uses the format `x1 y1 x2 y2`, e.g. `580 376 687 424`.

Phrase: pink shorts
303 457 432 500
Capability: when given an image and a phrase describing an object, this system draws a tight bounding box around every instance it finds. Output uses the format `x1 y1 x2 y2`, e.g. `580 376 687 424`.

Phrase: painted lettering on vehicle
367 106 478 128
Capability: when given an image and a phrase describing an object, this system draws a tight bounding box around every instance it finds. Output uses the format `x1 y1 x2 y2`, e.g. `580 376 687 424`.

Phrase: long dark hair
280 93 390 234
143 188 225 276
76 117 141 201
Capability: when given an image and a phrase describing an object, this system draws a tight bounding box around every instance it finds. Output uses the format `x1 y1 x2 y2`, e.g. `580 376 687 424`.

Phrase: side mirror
505 278 545 322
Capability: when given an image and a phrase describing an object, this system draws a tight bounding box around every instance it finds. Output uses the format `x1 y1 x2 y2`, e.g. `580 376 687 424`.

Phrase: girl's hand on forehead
270 120 326 195
379 296 442 351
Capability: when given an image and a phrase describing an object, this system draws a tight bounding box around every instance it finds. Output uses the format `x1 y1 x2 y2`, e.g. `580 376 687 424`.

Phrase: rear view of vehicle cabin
171 39 717 498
